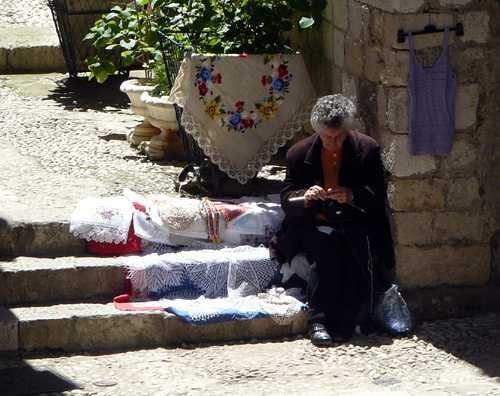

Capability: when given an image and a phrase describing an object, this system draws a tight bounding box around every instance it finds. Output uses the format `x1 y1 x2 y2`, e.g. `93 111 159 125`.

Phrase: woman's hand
304 185 328 203
327 187 353 204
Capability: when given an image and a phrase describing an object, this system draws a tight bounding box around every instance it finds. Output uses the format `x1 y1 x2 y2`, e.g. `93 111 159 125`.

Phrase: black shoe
329 321 354 342
308 323 333 347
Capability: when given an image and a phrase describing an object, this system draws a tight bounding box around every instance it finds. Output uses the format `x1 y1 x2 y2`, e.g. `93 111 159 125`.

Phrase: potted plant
140 63 184 161
84 0 167 145
84 0 327 154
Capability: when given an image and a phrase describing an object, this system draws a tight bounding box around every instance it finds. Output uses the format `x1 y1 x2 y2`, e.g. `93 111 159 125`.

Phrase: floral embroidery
99 210 115 220
96 206 121 220
205 98 222 120
132 202 151 221
195 54 293 132
257 99 279 121
132 202 146 212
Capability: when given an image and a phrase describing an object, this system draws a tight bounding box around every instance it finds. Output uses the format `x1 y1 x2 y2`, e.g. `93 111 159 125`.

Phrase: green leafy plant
164 0 328 54
150 62 170 97
84 0 168 83
84 0 327 83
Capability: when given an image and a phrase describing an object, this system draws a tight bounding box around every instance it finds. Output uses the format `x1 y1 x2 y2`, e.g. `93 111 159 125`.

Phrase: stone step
0 220 87 258
0 256 124 305
1 302 307 352
0 27 66 74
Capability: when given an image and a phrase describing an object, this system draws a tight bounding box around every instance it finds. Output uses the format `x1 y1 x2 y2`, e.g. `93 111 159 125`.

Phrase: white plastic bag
373 284 414 335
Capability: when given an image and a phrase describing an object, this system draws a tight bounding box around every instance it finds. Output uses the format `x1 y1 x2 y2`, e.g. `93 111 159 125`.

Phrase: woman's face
318 127 348 151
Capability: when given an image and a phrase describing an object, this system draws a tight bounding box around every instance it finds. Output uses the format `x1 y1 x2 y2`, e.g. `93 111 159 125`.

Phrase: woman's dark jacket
269 130 395 269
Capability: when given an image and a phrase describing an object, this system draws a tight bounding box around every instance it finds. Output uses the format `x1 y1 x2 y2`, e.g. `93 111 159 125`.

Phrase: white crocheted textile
257 286 305 325
147 194 201 231
123 244 278 299
69 196 133 244
169 52 317 184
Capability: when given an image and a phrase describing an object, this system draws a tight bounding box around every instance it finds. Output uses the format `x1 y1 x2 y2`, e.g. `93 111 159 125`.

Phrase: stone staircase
0 224 306 353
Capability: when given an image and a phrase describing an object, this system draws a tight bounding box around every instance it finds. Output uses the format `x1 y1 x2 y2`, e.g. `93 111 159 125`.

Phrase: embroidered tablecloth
169 52 317 184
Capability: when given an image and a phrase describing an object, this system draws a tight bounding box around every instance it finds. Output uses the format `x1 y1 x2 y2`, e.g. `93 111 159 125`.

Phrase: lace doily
69 196 133 244
147 194 201 231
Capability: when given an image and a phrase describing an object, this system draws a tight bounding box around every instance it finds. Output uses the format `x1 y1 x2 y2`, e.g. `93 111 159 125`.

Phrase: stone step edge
1 220 88 257
0 303 307 352
0 256 126 306
0 26 66 73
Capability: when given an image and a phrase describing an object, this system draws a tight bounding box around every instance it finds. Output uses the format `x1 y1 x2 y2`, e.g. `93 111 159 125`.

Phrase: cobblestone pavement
0 313 499 396
0 0 53 28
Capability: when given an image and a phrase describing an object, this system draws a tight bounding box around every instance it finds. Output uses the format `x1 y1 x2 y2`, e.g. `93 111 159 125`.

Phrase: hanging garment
408 28 457 155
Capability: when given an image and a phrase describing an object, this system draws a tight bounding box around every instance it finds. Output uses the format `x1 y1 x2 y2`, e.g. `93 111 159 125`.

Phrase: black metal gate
48 0 127 78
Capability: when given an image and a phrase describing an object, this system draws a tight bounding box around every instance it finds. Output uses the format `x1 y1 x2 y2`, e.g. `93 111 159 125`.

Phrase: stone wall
293 0 500 317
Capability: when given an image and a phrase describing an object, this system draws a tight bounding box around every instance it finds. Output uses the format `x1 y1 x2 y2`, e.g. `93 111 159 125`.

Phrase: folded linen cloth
70 196 134 244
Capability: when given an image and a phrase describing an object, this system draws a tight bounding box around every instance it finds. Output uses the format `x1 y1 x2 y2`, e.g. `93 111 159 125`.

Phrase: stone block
344 40 363 76
10 223 87 257
394 244 490 289
333 28 345 68
393 212 434 245
333 0 348 31
377 85 387 126
387 178 446 212
492 229 500 281
348 1 363 40
331 65 343 94
381 48 409 87
447 178 481 210
342 72 357 103
321 23 334 63
0 307 18 351
380 134 438 177
72 312 166 351
324 0 334 23
361 0 424 13
433 212 484 243
364 46 384 83
455 84 479 130
461 12 490 44
387 87 408 132
440 137 478 177
0 218 12 257
383 13 455 50
371 9 386 43
438 0 472 6
0 47 6 72
450 48 485 84
8 46 66 73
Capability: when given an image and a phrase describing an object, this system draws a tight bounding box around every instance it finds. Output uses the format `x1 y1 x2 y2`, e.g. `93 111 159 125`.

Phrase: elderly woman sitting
269 94 394 346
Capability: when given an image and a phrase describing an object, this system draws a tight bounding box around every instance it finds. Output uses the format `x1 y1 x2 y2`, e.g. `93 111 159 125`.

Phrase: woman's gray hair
310 94 356 132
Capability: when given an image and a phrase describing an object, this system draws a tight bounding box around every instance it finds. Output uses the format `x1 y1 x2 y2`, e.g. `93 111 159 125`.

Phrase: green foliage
84 0 165 83
150 62 170 97
84 0 327 83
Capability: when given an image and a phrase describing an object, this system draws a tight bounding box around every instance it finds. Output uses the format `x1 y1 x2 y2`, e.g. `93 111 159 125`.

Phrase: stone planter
120 79 161 146
140 91 185 162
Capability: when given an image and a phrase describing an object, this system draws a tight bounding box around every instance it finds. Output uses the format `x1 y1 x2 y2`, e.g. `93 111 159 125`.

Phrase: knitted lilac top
408 28 457 155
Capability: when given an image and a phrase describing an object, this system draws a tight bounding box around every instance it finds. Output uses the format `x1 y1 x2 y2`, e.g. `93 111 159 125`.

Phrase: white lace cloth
123 245 277 299
121 244 306 325
69 196 133 243
169 52 317 184
160 286 304 326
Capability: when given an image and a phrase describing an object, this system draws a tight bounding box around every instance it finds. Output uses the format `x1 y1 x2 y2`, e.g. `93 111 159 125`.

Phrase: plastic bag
373 284 413 335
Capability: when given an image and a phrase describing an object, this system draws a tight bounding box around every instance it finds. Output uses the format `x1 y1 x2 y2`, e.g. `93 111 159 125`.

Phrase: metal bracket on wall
397 22 464 43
